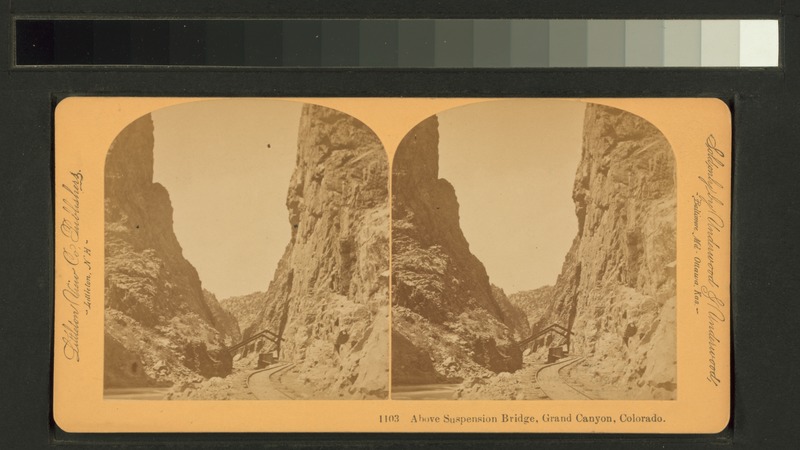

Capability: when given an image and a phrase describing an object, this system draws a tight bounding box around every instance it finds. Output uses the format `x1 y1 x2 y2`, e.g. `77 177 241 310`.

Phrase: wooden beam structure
518 323 575 352
226 328 283 357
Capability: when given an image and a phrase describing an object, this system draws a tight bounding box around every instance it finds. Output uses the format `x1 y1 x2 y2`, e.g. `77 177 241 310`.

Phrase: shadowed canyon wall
104 114 233 388
391 115 525 385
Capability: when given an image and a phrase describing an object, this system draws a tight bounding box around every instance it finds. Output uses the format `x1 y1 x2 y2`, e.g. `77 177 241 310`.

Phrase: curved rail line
535 356 594 400
246 362 297 400
268 362 296 398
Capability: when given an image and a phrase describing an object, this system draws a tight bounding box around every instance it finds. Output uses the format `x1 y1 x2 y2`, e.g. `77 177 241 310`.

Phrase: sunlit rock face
509 285 555 336
251 105 390 399
220 291 267 339
536 104 677 399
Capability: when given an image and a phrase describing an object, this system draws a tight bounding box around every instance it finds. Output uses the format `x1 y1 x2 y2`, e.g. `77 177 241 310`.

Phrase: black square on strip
54 21 94 65
169 21 207 65
93 21 131 65
130 21 170 65
15 20 55 65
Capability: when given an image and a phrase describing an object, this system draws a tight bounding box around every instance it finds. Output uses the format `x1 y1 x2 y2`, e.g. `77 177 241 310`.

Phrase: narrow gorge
104 104 390 400
392 103 676 400
102 100 674 401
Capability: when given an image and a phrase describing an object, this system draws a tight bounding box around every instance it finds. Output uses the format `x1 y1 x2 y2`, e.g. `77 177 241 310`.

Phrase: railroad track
535 356 594 400
246 362 297 400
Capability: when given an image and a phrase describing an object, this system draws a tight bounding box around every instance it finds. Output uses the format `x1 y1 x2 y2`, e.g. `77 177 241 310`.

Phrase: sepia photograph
54 97 728 432
102 99 390 400
391 100 677 400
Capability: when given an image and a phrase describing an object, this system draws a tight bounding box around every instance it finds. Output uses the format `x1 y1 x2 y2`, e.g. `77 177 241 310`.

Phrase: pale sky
152 99 302 299
148 98 583 299
437 99 587 294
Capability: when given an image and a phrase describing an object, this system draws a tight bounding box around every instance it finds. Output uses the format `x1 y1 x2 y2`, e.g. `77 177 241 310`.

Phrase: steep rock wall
491 285 531 341
220 291 267 338
251 104 390 399
104 114 232 388
391 115 523 385
203 290 242 345
509 285 556 335
535 104 677 399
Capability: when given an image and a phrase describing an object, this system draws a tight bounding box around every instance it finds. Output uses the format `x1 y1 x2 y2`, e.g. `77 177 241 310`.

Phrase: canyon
104 104 390 400
102 100 675 401
392 103 676 400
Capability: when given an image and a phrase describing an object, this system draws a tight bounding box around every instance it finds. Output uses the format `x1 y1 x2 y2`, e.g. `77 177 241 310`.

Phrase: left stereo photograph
59 99 390 403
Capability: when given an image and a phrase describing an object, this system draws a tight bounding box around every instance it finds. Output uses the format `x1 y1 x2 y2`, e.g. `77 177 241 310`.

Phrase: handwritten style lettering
59 170 84 363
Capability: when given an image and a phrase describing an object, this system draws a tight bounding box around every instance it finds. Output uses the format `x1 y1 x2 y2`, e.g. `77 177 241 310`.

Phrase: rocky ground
392 307 521 385
559 360 631 400
164 355 372 400
104 309 231 389
166 367 255 400
456 355 550 400
454 351 645 401
166 354 271 400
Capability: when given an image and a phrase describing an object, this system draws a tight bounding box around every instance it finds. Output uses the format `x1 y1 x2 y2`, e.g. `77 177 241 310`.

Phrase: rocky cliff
491 285 531 341
250 104 390 399
220 291 267 338
509 285 555 335
530 104 677 399
391 115 523 385
203 290 241 345
104 114 232 388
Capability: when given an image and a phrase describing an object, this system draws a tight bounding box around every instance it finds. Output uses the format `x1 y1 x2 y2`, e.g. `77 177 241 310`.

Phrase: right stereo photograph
391 100 677 401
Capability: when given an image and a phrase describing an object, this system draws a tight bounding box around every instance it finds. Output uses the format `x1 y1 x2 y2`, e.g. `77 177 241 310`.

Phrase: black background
1 0 798 448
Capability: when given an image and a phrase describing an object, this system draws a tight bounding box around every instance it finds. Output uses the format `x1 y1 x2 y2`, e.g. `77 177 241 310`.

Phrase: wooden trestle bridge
518 323 575 362
225 328 283 360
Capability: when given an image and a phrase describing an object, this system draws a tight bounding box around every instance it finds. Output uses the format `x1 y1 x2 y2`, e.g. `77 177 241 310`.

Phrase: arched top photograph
391 99 677 401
